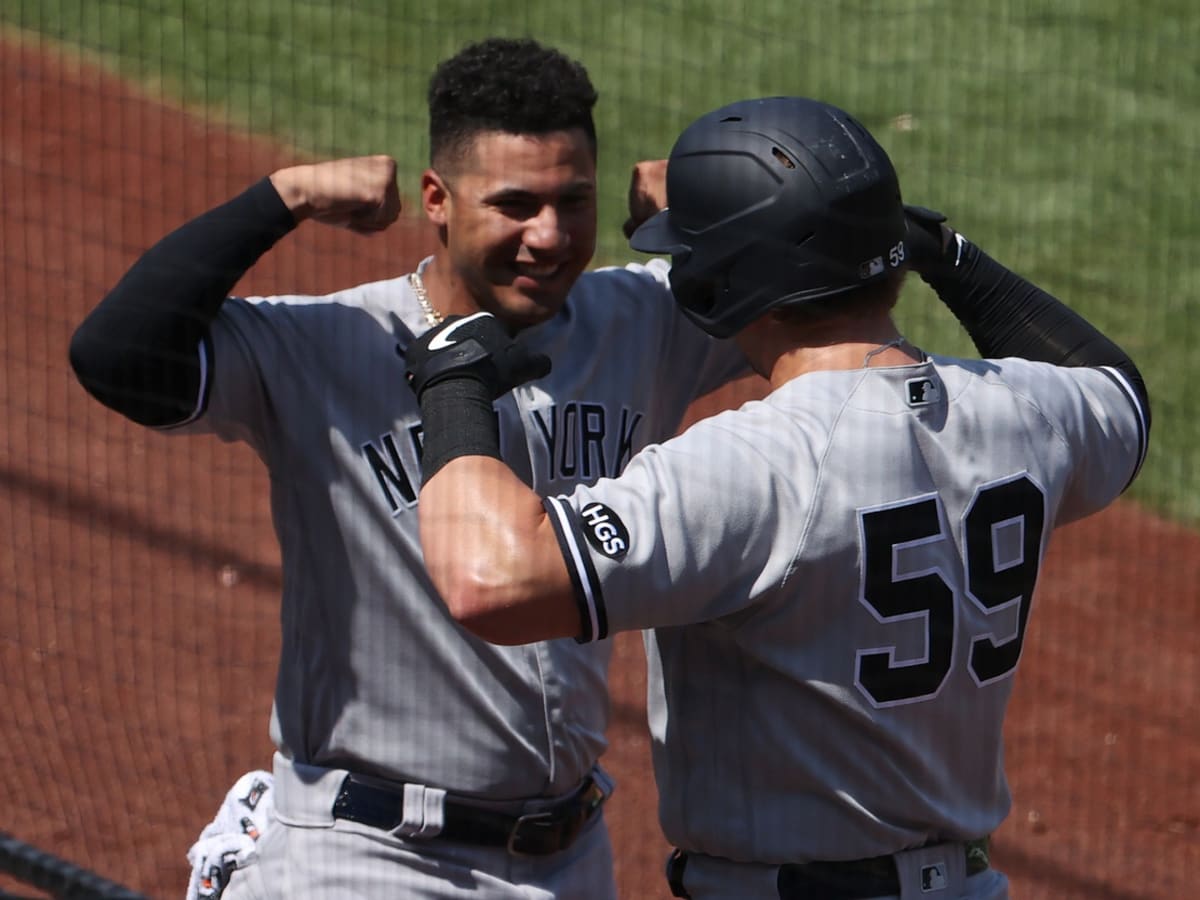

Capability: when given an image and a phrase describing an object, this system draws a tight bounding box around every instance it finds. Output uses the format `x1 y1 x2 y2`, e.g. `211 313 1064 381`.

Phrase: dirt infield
1 36 1196 899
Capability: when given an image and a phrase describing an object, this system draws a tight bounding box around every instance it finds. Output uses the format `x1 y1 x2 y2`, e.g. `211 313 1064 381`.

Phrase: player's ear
422 169 451 227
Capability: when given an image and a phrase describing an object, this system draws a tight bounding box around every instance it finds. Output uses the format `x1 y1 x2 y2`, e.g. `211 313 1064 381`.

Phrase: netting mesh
1 2 1196 897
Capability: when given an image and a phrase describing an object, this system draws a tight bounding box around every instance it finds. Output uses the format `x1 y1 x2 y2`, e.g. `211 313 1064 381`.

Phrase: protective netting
1 3 1196 897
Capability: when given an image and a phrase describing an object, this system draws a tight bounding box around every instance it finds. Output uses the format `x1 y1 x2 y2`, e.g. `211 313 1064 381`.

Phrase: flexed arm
904 205 1151 428
69 156 400 426
406 313 583 645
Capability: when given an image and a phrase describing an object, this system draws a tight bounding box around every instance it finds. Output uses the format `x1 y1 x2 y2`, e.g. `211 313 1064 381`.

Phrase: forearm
413 355 579 645
420 457 579 644
68 177 295 426
921 237 1150 422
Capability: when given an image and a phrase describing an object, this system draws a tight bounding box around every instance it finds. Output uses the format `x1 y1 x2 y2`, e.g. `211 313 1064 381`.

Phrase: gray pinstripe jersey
173 257 743 799
547 355 1148 860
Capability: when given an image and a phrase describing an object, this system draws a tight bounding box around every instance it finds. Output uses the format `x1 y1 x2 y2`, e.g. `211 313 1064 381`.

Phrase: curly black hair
428 37 598 170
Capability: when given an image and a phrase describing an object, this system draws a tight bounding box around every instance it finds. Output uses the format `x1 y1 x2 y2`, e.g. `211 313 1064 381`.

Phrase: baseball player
69 38 746 899
411 96 1151 900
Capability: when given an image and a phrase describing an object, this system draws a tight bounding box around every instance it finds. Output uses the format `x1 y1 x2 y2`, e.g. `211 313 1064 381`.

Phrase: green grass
3 0 1198 522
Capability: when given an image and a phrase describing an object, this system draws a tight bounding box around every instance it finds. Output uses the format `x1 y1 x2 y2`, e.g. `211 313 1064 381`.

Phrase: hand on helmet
903 205 963 275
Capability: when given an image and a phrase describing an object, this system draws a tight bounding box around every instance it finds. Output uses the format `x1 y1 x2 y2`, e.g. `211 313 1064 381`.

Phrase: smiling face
421 128 598 330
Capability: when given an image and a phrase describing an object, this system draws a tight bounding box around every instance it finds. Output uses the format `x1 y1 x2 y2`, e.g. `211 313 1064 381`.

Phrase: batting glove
405 312 551 401
903 204 968 275
184 771 274 900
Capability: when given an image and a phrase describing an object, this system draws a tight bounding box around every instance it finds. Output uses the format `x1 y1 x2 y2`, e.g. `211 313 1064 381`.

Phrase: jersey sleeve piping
155 337 213 430
1097 365 1150 490
543 496 609 643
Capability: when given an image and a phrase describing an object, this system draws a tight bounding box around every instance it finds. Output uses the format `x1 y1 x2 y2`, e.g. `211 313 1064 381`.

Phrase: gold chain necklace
408 270 443 328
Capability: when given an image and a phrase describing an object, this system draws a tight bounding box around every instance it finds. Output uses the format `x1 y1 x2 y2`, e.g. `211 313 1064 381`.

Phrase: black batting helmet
630 96 907 338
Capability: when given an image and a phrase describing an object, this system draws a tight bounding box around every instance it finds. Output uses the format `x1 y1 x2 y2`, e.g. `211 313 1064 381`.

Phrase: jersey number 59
855 474 1046 707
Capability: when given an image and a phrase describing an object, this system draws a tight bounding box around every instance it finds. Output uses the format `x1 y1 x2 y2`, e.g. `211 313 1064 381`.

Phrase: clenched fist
622 159 669 239
269 155 401 234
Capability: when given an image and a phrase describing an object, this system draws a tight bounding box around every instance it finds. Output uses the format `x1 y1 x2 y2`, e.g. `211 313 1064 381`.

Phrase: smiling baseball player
69 38 746 900
412 96 1151 899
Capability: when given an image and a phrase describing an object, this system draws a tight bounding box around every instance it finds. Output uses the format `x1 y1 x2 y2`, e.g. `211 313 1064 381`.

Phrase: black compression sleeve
920 240 1150 426
68 177 296 426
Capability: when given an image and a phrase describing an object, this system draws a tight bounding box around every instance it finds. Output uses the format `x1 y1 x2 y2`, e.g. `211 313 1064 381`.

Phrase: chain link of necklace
862 336 907 367
408 270 443 328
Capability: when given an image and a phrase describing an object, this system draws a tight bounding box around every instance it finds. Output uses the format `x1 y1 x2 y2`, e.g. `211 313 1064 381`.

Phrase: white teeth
518 264 559 278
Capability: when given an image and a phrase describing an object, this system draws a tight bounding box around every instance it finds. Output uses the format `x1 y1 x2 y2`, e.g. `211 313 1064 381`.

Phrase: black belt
331 774 607 857
667 838 990 900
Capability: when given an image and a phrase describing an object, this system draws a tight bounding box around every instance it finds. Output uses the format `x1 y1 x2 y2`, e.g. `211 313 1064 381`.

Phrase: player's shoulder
236 274 410 312
938 353 1115 397
568 258 673 305
636 395 827 515
226 275 421 338
677 390 824 458
550 258 677 343
517 259 672 351
935 354 1147 440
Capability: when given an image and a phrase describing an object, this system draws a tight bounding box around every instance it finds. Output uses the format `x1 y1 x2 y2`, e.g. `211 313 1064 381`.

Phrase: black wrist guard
417 377 502 481
405 312 551 481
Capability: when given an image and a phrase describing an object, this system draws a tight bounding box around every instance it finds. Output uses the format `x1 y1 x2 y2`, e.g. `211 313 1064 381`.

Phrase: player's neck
739 313 920 388
416 255 484 321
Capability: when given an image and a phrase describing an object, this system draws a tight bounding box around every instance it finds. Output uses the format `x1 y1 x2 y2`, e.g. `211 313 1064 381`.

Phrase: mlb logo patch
906 377 942 407
921 862 948 892
859 256 885 279
241 777 270 811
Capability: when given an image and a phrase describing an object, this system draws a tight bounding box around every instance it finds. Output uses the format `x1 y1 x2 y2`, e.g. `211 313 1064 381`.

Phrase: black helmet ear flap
671 239 801 339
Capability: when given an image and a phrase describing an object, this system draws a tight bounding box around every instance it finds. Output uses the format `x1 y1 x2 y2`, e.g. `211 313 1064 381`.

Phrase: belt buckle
578 778 607 813
506 776 605 857
507 808 567 857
